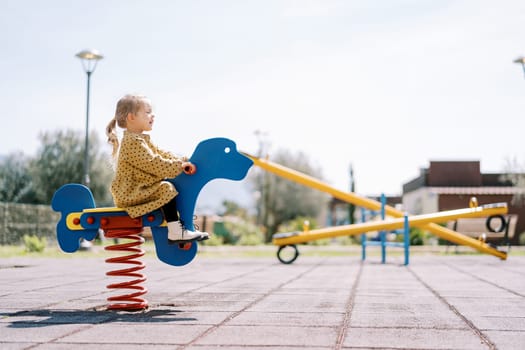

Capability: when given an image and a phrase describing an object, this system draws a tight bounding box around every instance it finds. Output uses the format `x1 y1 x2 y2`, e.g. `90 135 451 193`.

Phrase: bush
409 228 425 246
237 232 264 246
307 238 331 246
334 235 359 245
278 216 318 234
519 232 525 246
202 234 224 246
213 220 238 244
23 234 46 252
225 219 265 245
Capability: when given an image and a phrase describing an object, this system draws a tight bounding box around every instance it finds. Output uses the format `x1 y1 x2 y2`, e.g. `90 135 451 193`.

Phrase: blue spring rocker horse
51 138 253 266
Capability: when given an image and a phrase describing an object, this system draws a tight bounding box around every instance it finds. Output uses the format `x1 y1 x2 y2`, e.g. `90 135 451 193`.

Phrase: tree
501 157 525 206
348 163 356 224
30 129 114 205
0 152 37 203
220 200 249 219
251 149 329 242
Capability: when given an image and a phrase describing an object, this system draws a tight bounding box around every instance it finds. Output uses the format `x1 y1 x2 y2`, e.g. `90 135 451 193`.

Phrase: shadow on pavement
2 306 197 328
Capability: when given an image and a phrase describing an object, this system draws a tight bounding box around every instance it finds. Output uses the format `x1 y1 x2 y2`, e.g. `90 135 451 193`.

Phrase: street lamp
514 56 525 78
76 49 104 186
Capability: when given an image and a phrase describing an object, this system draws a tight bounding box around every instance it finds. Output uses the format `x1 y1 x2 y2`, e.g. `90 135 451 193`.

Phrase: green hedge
0 202 59 245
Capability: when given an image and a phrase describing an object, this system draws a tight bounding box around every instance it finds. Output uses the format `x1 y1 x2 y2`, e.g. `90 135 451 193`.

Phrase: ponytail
106 117 119 158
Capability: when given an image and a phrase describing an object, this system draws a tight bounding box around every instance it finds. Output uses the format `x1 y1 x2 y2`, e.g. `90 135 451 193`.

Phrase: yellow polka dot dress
110 131 185 218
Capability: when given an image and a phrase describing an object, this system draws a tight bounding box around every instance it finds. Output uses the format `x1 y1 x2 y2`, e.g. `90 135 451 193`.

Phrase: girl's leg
162 198 208 242
161 197 179 222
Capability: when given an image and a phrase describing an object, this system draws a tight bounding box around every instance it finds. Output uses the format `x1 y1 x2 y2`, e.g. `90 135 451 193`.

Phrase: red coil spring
103 228 148 310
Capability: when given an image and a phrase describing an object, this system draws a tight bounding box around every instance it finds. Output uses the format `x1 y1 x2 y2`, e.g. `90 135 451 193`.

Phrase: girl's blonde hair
106 94 148 158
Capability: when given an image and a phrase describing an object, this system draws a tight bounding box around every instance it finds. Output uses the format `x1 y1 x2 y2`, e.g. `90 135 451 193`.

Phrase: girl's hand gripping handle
182 162 197 175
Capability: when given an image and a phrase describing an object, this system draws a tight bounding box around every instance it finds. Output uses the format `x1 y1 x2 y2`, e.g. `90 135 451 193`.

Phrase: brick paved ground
1 247 524 349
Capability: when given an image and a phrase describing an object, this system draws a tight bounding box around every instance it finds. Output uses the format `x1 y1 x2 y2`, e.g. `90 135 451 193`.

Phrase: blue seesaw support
360 194 410 265
51 137 253 267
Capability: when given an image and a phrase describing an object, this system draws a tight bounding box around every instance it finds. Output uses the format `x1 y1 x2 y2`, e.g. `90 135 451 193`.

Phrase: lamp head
76 49 104 73
76 49 104 61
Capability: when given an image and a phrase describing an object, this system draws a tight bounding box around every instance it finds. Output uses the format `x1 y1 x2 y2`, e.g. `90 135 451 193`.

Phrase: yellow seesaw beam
271 204 507 245
242 152 508 260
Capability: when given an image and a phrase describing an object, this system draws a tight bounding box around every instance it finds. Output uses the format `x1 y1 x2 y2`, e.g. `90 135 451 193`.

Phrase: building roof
403 160 517 194
426 186 525 195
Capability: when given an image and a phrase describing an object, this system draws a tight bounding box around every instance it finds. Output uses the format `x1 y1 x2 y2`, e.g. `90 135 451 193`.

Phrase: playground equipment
52 137 511 308
241 152 510 263
360 194 410 265
52 138 252 310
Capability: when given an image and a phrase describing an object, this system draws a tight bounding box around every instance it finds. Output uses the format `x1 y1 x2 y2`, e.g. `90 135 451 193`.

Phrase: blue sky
1 0 525 211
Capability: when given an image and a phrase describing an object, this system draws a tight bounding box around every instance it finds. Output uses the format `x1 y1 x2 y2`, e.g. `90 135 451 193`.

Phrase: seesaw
51 138 253 310
241 152 510 262
272 202 508 263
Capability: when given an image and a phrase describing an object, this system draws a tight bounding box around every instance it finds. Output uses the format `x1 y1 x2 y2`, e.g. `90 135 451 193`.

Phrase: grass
0 243 110 259
1 239 524 260
0 241 354 259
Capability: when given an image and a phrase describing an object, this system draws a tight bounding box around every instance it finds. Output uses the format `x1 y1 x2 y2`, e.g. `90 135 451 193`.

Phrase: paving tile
483 330 525 350
229 311 344 327
56 323 210 345
195 325 338 347
0 322 89 342
1 252 524 349
343 327 490 349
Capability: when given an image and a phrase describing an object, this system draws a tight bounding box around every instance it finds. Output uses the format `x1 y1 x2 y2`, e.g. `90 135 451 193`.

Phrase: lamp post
76 49 104 186
514 56 525 78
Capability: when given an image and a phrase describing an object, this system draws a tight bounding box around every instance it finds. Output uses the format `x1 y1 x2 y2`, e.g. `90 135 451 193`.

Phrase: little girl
106 94 208 243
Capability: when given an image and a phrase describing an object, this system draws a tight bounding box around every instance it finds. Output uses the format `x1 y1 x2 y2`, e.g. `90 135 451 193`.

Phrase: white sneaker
167 221 209 243
198 230 210 241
